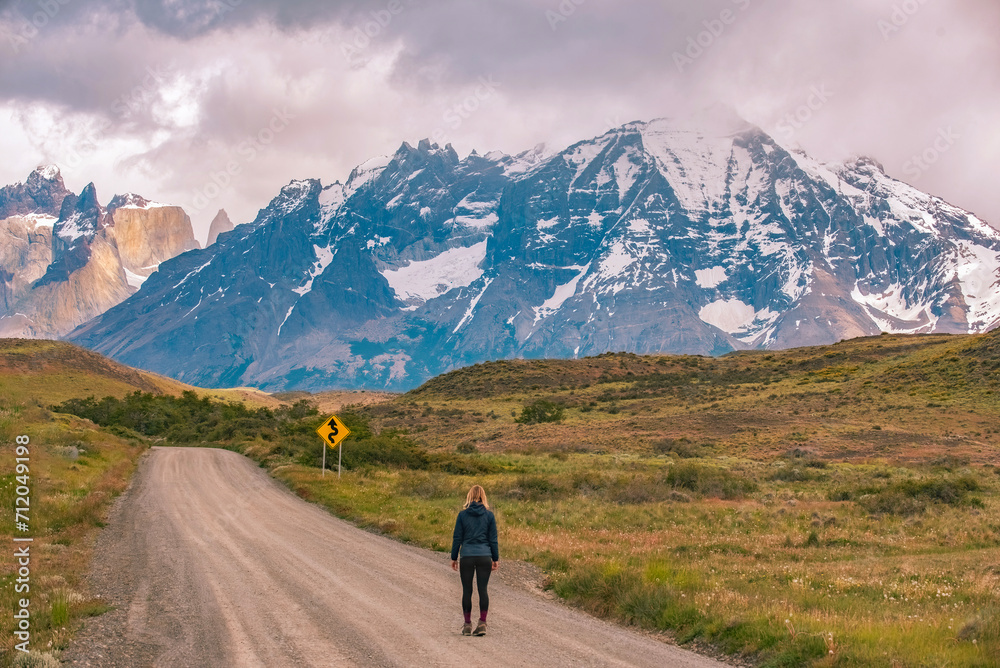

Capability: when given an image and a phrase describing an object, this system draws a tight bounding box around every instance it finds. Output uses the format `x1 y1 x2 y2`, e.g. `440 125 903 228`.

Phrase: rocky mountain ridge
0 167 199 338
67 112 1000 391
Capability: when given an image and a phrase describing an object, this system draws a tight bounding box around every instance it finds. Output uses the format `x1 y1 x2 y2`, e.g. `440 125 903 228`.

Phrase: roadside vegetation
7 331 1000 666
0 340 152 666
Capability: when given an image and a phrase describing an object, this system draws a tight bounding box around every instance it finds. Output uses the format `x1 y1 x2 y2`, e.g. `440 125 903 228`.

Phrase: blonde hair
464 484 489 510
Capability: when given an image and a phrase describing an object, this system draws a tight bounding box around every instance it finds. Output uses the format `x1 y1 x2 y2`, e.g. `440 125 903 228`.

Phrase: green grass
269 457 998 667
0 406 146 666
19 330 1000 666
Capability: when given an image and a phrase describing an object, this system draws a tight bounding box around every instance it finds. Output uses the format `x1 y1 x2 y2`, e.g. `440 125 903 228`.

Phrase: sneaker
473 620 487 636
461 622 473 636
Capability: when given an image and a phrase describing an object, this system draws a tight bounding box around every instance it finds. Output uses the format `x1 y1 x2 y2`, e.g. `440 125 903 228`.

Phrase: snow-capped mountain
68 113 1000 390
0 167 200 338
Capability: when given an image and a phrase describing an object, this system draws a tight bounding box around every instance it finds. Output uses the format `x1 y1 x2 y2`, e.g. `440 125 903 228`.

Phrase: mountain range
0 167 238 339
35 111 1000 390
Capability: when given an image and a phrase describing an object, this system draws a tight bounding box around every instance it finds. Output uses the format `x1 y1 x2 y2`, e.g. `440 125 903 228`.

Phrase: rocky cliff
106 194 200 285
206 209 234 246
0 214 54 313
0 168 200 338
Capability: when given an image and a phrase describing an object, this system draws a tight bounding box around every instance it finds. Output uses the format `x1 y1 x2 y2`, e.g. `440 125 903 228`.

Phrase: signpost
316 414 351 478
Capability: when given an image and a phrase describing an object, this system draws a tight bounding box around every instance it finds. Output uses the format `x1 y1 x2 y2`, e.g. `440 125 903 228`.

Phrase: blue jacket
451 502 499 561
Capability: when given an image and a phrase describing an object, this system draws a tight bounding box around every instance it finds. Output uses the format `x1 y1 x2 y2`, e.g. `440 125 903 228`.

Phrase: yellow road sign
316 414 351 448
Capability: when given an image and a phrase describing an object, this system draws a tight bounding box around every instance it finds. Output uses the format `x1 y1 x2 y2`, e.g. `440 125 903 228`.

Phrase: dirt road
65 447 731 667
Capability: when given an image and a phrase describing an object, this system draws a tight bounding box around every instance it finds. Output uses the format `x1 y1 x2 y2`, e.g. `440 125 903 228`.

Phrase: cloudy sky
0 0 997 242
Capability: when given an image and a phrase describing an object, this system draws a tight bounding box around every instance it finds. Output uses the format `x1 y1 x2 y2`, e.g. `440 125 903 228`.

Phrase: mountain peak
107 193 160 212
643 105 756 138
30 164 62 183
207 209 234 245
0 165 73 219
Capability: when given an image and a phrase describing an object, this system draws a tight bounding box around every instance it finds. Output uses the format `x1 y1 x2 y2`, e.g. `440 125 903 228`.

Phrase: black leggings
459 555 493 614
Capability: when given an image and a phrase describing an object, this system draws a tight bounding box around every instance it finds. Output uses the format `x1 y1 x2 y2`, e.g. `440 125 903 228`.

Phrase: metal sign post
316 415 351 479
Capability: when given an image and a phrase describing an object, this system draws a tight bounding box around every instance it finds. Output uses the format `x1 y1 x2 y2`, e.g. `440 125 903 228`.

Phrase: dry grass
269 331 1000 666
0 405 144 666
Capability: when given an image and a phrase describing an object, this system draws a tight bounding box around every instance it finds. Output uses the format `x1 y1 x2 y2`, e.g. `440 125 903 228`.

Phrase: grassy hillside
0 339 289 666
6 333 1000 666
275 332 1000 667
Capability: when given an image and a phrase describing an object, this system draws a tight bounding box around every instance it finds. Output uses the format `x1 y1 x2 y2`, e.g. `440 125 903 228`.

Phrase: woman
451 484 499 636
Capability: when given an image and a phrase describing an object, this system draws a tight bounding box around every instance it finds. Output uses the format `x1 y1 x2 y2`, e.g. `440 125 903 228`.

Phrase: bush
858 475 982 516
666 463 756 499
652 438 698 458
770 466 825 482
516 400 565 424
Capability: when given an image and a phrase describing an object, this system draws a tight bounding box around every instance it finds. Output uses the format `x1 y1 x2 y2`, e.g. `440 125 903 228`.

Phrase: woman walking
451 484 499 636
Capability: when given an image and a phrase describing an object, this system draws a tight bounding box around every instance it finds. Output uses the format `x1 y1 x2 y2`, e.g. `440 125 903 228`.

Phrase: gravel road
64 447 731 667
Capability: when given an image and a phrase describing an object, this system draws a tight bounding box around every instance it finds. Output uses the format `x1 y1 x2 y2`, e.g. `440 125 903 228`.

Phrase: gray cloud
0 0 997 238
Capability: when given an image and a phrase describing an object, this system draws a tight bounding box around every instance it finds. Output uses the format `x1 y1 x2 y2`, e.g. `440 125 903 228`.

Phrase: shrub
652 438 698 458
516 400 565 424
858 475 982 516
770 466 825 482
666 463 756 499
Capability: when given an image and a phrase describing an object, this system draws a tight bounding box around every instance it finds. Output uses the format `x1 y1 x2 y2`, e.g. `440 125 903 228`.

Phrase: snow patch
22 213 57 229
533 265 590 325
172 259 213 291
851 282 937 333
292 245 335 296
277 305 296 337
613 153 640 196
953 241 1000 331
37 165 60 180
454 278 494 333
452 195 500 230
596 241 634 281
124 268 147 289
628 218 651 234
698 299 757 334
695 266 727 289
382 241 488 305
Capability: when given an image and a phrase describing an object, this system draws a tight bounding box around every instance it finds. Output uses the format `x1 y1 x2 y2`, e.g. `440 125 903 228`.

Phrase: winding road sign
317 415 351 448
316 414 351 477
